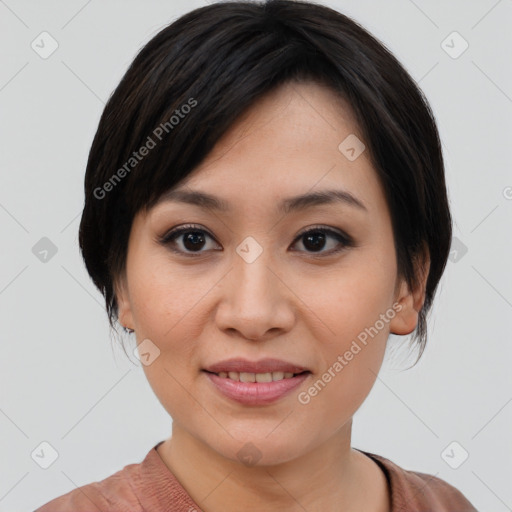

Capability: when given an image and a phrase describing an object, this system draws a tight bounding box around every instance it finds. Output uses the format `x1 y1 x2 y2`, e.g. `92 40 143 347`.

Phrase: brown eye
159 224 353 257
160 224 220 256
291 227 352 255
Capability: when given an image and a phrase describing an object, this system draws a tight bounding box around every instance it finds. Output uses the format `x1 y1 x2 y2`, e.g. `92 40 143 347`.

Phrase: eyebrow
157 188 368 214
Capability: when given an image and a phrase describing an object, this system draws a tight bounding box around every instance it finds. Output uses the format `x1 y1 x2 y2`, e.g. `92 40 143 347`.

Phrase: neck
156 420 389 512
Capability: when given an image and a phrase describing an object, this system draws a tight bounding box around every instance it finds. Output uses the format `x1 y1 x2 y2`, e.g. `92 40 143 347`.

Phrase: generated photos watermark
93 97 198 200
297 301 403 405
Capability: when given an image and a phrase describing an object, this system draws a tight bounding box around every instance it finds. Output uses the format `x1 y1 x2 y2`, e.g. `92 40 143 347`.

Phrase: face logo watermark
236 442 262 467
441 31 469 59
32 237 58 263
133 338 161 366
338 134 366 161
31 441 59 469
449 236 468 263
236 236 264 264
441 441 469 469
31 31 59 59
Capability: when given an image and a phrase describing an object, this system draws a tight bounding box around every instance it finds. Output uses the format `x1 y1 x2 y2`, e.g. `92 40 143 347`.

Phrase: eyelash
158 223 354 258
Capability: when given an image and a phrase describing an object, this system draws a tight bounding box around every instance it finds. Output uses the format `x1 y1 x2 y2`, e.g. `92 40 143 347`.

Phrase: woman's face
116 81 423 465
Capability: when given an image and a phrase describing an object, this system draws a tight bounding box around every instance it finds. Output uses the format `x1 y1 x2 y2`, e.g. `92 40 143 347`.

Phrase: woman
35 0 477 510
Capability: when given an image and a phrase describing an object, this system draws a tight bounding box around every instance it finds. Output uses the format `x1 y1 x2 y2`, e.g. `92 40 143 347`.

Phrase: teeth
216 371 300 382
256 372 273 383
240 372 256 383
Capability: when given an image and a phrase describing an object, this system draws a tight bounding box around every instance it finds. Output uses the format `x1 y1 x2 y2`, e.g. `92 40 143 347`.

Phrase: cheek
128 255 204 339
315 262 396 345
300 257 393 409
300 288 389 430
127 270 211 406
131 265 208 417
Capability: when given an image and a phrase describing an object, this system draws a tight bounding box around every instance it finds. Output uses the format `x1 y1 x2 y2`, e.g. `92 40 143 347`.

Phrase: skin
116 80 430 512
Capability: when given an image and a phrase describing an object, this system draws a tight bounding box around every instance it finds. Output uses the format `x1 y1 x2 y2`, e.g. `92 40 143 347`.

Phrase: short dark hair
78 0 452 364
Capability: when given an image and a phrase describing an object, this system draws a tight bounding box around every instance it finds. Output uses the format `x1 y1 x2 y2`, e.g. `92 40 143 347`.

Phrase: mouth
203 370 310 382
201 358 312 405
202 357 310 375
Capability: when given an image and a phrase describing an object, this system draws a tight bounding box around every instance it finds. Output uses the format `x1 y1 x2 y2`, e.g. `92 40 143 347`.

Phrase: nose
214 245 295 341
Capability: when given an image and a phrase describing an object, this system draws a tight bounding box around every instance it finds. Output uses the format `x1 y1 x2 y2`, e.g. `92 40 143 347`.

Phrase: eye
159 224 220 256
158 224 353 257
291 225 353 256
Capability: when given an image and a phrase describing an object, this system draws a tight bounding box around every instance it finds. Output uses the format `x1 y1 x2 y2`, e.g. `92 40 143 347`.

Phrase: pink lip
203 357 308 374
204 371 310 405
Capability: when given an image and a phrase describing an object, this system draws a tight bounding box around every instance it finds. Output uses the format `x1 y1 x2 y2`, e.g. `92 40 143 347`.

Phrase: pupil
304 232 325 251
181 231 327 252
184 232 205 251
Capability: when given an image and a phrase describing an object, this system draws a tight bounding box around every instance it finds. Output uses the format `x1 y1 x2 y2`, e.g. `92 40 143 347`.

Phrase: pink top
34 441 477 511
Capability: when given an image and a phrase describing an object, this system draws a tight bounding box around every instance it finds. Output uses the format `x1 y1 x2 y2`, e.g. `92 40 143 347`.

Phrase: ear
114 273 135 331
389 243 430 336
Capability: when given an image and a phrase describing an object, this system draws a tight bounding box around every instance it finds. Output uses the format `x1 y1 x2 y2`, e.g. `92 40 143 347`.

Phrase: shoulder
360 450 478 512
33 442 202 512
34 458 143 512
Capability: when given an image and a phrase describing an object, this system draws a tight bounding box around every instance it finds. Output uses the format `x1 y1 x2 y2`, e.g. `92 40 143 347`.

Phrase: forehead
151 81 384 219
203 80 363 159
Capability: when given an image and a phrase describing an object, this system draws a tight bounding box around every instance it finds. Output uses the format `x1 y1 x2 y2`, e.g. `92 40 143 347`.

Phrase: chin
202 429 311 467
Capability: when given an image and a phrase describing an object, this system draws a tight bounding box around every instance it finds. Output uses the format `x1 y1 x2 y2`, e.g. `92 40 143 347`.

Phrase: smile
203 370 311 405
211 370 304 382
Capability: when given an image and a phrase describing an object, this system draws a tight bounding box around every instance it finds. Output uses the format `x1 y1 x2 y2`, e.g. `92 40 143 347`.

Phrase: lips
202 358 311 404
212 370 301 383
204 370 310 405
203 357 309 374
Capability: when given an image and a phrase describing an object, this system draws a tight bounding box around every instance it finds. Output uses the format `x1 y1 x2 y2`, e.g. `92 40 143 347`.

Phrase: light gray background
1 0 511 510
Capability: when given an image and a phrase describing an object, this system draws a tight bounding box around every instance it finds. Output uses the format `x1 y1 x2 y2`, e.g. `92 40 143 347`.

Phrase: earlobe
389 290 420 336
389 280 419 336
389 245 430 336
114 277 135 331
